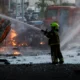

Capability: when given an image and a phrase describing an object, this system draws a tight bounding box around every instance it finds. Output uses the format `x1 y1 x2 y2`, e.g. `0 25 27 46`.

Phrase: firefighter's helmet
50 22 59 30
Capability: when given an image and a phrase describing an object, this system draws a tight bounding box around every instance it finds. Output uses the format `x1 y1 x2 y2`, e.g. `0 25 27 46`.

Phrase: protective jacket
43 29 60 45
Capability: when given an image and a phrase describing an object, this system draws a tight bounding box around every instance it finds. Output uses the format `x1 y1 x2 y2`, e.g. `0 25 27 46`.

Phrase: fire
13 51 21 56
18 42 28 47
6 29 28 47
40 42 45 45
12 42 17 46
8 29 18 46
10 29 17 40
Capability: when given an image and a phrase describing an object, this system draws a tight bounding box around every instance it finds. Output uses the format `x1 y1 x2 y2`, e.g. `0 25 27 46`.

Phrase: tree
35 0 48 18
49 0 63 5
36 0 65 18
49 0 57 5
35 0 60 18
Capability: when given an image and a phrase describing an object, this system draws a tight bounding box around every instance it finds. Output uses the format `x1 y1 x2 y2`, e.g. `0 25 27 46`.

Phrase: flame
40 42 45 45
12 42 17 46
13 51 21 56
7 29 18 46
6 29 28 47
18 42 28 47
10 29 17 40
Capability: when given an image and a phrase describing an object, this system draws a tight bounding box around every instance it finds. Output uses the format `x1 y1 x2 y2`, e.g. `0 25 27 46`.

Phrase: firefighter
41 22 64 64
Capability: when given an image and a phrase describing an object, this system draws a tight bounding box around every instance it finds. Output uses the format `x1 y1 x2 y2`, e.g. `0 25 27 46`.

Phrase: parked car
29 20 43 25
16 16 27 22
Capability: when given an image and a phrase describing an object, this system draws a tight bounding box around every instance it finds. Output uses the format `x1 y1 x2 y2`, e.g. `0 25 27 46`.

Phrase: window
46 9 58 18
59 9 69 25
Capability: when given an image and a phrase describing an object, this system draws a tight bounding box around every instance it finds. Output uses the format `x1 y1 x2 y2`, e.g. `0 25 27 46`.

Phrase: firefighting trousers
50 44 63 62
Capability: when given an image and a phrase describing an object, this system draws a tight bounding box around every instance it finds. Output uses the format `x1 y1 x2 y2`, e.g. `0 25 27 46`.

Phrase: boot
52 60 58 64
59 58 64 64
52 57 58 64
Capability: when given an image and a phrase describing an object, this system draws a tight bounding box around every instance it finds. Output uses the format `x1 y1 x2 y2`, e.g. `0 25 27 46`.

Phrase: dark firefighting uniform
41 29 64 64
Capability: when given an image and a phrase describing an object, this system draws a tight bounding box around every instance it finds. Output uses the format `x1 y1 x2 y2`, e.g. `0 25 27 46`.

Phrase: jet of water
61 21 80 48
2 14 79 49
0 14 41 31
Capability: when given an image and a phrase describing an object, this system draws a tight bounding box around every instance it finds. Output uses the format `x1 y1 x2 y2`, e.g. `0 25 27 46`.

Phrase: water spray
61 21 80 48
0 14 41 31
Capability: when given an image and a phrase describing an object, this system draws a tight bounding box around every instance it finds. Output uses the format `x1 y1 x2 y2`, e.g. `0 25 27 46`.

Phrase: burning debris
13 51 21 56
0 16 48 49
4 28 29 47
4 27 48 48
40 42 45 45
0 47 21 56
8 29 17 46
10 29 17 40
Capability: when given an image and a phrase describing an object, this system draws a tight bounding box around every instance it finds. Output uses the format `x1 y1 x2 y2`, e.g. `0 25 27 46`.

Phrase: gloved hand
41 29 47 35
41 29 45 32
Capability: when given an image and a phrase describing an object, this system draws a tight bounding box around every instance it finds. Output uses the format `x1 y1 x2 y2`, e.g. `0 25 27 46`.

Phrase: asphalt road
0 64 80 80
